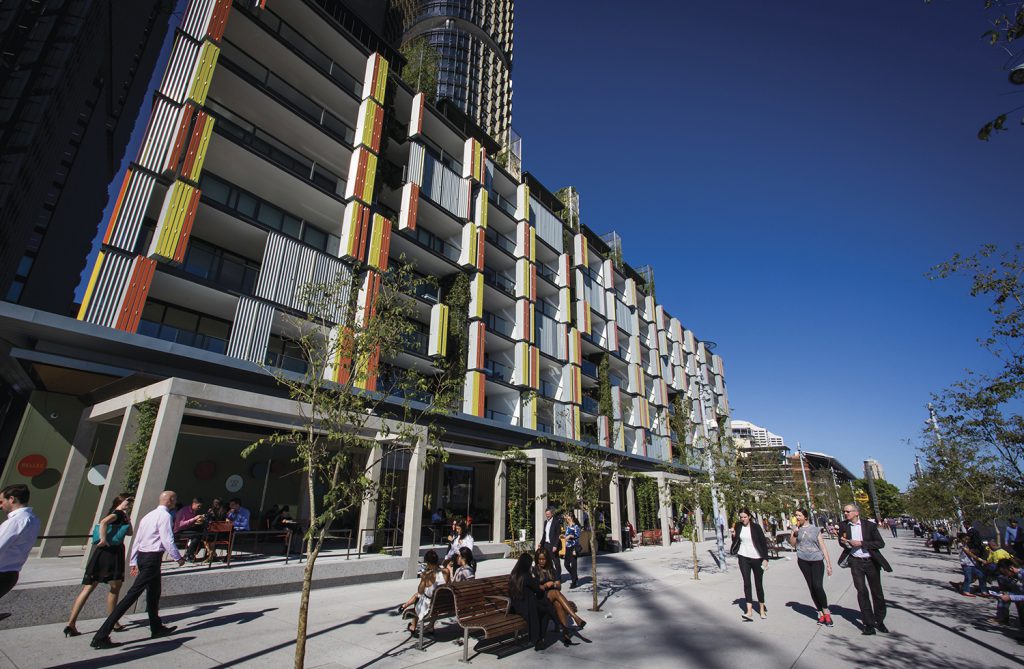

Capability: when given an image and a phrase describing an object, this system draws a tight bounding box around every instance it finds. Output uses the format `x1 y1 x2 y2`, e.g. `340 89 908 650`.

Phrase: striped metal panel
114 257 156 332
79 251 135 327
256 233 352 323
407 143 425 186
180 0 217 40
159 34 202 104
149 181 199 263
422 153 469 218
529 197 563 253
102 169 157 252
136 97 183 172
226 296 275 364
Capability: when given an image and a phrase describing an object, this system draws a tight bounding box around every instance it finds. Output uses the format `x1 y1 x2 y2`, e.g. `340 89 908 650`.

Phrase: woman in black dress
509 553 557 650
64 494 133 636
533 547 586 640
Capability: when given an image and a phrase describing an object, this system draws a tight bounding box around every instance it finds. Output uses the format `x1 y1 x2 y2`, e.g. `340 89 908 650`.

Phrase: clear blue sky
513 1 1020 488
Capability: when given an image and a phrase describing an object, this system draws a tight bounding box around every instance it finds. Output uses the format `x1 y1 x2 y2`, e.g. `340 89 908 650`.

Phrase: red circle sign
17 454 47 477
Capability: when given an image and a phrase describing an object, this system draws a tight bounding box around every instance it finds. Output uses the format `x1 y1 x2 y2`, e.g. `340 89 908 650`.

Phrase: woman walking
561 513 581 588
730 506 769 621
788 508 834 626
64 495 133 636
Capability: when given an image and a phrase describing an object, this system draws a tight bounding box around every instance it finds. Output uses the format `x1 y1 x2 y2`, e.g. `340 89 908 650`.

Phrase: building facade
387 0 514 147
0 0 729 574
864 458 885 482
0 0 174 313
731 419 785 450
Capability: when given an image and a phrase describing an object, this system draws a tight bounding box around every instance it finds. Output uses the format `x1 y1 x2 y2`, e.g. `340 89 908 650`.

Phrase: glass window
164 307 199 332
236 192 258 219
184 243 216 279
303 225 327 251
202 176 231 205
281 215 301 238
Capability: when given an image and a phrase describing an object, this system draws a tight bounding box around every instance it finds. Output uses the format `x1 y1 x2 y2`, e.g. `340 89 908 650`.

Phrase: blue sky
513 1 1021 488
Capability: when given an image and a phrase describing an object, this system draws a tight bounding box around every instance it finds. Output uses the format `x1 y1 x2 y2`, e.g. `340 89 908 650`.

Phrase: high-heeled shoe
576 619 587 630
112 623 126 632
63 626 81 637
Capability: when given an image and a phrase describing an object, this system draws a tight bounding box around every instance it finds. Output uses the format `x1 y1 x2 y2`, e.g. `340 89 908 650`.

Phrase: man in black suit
839 504 893 635
539 506 562 576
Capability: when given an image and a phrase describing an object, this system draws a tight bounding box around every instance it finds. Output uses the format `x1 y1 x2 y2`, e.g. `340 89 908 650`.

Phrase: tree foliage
857 477 904 519
399 37 439 103
245 262 461 669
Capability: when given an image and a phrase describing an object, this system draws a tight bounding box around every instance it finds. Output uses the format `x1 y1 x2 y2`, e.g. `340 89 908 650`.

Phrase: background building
864 458 885 481
387 0 514 148
0 0 173 313
731 419 785 449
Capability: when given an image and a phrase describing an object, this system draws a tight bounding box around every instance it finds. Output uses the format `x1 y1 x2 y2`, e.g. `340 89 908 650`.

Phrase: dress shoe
91 637 121 650
861 627 876 636
151 625 177 639
875 622 889 634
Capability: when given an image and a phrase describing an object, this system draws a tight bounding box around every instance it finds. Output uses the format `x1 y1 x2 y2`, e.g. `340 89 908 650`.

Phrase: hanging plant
122 399 159 494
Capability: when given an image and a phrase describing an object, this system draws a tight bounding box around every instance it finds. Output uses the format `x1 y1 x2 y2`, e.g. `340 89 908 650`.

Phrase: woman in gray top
787 509 834 627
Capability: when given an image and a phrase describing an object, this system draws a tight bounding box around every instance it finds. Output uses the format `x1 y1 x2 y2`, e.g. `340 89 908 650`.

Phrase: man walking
839 504 892 635
539 506 562 576
0 484 41 603
92 490 184 650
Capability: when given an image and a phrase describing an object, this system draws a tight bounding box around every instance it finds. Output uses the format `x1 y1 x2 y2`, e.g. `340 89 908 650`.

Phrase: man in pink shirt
91 490 184 650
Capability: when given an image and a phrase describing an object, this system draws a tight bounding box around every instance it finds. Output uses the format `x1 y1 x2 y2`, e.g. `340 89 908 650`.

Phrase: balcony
537 261 558 285
207 99 345 197
402 328 429 356
218 39 355 147
482 268 515 298
401 225 461 264
488 188 518 219
581 360 598 378
181 237 259 297
581 396 600 415
485 226 516 257
538 379 557 399
137 300 231 356
482 310 513 338
483 357 513 384
485 408 512 422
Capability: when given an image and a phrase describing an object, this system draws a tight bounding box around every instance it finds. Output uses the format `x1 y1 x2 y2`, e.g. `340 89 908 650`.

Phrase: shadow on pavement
43 637 197 669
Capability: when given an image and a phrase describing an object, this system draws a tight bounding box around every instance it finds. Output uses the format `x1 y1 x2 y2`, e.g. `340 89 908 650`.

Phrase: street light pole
796 443 813 519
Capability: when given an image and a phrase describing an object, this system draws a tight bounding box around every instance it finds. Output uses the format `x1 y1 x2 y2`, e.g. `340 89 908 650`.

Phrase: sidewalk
0 534 1020 668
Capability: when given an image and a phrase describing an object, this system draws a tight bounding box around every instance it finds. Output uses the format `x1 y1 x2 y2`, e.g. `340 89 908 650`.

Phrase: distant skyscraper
0 0 173 314
864 458 885 482
731 420 786 450
388 0 514 146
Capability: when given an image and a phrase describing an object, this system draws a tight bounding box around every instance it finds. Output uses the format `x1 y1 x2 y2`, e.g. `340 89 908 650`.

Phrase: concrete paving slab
0 535 1020 668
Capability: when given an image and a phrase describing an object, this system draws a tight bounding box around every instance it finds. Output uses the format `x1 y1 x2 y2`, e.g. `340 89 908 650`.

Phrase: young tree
546 437 623 612
245 262 461 669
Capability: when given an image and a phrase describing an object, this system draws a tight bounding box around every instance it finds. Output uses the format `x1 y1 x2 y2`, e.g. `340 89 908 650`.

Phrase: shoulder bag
92 521 131 546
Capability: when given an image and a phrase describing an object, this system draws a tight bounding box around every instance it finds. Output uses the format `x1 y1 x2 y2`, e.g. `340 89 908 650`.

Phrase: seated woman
509 553 558 651
398 550 448 634
445 546 476 582
533 547 586 641
443 520 474 567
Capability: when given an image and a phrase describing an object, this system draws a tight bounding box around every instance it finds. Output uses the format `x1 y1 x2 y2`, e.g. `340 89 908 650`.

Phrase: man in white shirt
839 504 892 635
91 490 185 650
0 484 40 601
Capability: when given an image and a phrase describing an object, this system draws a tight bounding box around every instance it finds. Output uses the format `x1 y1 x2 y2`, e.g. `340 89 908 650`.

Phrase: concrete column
402 437 427 578
493 459 507 543
609 473 622 552
129 394 186 532
357 445 383 551
657 474 672 547
81 405 141 569
626 477 637 529
533 450 548 546
41 409 97 557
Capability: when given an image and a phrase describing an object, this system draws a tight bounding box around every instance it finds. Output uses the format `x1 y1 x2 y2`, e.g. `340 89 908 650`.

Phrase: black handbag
837 549 851 569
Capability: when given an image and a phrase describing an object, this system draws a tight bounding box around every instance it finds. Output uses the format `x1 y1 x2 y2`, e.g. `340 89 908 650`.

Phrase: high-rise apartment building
0 0 173 314
0 0 729 576
864 458 885 482
731 419 785 450
388 0 514 147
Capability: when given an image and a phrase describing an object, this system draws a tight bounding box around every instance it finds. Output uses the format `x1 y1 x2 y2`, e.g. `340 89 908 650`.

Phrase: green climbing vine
441 272 470 400
634 476 660 531
122 399 159 494
505 448 532 540
597 353 613 419
669 394 693 464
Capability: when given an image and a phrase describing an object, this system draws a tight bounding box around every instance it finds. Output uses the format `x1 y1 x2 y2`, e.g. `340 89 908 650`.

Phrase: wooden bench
450 575 528 663
402 582 456 651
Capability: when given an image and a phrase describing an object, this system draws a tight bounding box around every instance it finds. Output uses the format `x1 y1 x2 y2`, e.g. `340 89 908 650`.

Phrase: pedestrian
787 508 834 626
839 503 892 635
986 559 1023 627
561 513 581 588
90 490 184 650
952 533 987 597
539 506 562 576
1004 519 1022 560
887 518 898 538
0 484 41 604
65 494 134 636
729 506 769 621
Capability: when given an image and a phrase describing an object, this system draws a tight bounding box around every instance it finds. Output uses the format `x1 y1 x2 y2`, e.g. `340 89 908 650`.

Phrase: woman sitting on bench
398 549 449 634
533 547 586 638
509 553 557 650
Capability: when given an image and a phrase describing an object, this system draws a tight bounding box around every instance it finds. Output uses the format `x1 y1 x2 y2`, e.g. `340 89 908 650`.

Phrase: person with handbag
561 513 581 589
64 495 133 637
838 503 893 635
729 506 770 621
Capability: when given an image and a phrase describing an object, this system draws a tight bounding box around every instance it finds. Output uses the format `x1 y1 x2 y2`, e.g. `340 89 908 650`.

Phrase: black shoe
91 637 121 650
151 625 177 639
876 622 889 634
570 582 579 589
862 627 876 636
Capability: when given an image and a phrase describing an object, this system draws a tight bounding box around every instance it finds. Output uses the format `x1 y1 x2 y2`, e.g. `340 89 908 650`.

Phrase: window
137 300 231 354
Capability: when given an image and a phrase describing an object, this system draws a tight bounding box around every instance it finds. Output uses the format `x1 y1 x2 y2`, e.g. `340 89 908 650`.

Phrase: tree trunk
691 523 700 580
589 513 600 612
293 547 315 669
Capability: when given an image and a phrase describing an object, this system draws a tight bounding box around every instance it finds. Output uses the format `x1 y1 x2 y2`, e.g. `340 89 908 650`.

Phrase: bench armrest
483 595 511 613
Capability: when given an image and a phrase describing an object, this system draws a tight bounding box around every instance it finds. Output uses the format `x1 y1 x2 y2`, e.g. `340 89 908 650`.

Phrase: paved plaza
0 534 1020 669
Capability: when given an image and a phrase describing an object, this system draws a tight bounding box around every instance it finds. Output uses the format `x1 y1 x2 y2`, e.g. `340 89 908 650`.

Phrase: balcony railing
482 268 515 297
485 408 512 422
207 99 345 197
581 396 599 415
402 329 429 356
581 360 598 378
483 358 513 384
485 226 516 256
482 310 513 338
402 225 461 264
218 39 355 147
488 189 518 219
